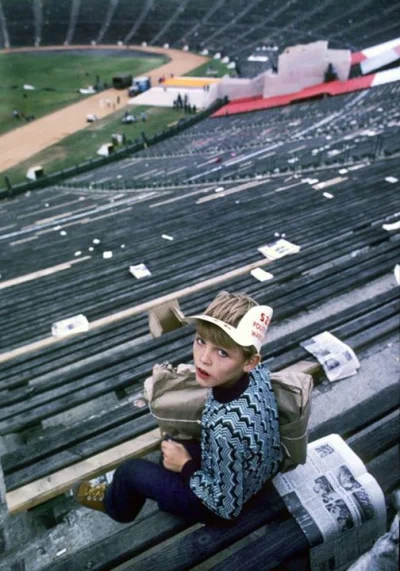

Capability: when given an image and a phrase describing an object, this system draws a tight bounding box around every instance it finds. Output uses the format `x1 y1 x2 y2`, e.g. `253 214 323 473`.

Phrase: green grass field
0 51 166 136
185 58 235 77
2 105 188 186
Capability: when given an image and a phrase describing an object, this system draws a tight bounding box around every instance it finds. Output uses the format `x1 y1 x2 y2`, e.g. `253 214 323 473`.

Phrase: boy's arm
181 431 244 520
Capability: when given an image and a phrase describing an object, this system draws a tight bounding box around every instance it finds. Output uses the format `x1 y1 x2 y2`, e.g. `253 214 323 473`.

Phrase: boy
75 291 282 523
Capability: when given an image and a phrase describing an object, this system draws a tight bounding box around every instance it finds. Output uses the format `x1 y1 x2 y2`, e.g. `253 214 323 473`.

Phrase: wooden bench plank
5 428 162 514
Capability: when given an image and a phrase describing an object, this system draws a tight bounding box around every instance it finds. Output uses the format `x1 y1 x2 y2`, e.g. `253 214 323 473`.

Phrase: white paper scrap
251 268 274 282
74 251 82 256
385 176 398 184
93 238 100 244
103 251 113 259
394 264 400 286
382 220 400 231
301 331 360 382
60 230 67 236
161 234 174 241
313 176 346 190
323 192 334 199
56 549 67 557
52 314 89 337
258 239 301 260
338 168 348 174
129 263 151 279
214 186 225 193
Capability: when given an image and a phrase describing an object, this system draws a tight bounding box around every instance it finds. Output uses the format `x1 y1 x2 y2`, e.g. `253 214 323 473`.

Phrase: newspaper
273 434 386 571
51 314 89 337
301 331 360 382
258 238 301 260
129 263 152 279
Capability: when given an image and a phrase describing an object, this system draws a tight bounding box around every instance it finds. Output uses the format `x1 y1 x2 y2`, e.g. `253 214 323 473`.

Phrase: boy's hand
161 440 192 472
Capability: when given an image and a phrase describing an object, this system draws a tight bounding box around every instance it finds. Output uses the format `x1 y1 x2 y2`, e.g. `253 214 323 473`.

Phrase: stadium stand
0 0 35 46
71 0 110 46
101 0 148 45
0 1 399 569
41 0 72 46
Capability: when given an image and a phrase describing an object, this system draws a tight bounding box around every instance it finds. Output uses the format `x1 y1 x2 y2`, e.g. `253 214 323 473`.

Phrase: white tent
97 143 114 157
26 165 44 181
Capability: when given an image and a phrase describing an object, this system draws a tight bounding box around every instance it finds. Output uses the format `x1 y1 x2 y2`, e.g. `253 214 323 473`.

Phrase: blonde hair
196 291 259 357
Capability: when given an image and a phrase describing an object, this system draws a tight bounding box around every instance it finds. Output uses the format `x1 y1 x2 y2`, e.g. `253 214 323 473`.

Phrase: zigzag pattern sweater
181 364 282 520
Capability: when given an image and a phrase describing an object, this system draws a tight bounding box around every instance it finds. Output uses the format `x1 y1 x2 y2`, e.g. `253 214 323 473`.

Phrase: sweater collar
212 372 250 403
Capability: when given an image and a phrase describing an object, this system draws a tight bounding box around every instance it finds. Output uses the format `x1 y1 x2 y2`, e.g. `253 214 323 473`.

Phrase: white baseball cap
185 305 273 352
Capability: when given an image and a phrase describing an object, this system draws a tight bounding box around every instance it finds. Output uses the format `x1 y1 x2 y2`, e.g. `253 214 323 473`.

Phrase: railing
0 98 226 199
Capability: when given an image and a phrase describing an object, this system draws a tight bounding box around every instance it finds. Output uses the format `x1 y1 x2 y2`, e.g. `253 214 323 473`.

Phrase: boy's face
192 332 259 389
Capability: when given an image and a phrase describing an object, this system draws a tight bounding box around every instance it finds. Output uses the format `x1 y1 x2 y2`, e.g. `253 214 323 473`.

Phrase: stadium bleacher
0 0 397 67
0 1 399 569
41 0 72 46
1 0 35 47
71 0 110 46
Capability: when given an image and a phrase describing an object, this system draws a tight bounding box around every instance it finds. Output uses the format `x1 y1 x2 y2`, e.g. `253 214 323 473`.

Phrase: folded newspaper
258 238 301 260
273 434 386 571
301 331 360 382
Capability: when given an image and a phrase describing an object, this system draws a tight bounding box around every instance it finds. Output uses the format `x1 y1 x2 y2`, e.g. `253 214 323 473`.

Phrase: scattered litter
313 176 346 190
54 225 61 231
60 230 67 236
52 314 89 337
323 192 334 199
161 234 174 241
385 176 398 184
301 331 360 382
56 549 67 557
274 232 280 237
214 186 225 193
79 196 85 201
382 220 400 231
348 164 367 171
338 168 348 174
25 191 31 197
235 200 240 204
45 203 49 207
394 264 400 286
121 244 126 248
74 251 82 256
327 149 341 157
251 267 274 282
93 238 100 244
89 247 94 252
129 263 151 279
117 175 122 179
134 398 147 408
103 251 113 259
326 135 332 140
258 239 301 260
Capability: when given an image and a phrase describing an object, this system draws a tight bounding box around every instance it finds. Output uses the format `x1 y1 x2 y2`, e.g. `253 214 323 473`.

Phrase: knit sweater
181 364 282 520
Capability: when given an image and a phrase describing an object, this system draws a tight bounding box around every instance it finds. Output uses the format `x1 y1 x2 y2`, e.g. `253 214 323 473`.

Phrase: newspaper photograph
273 434 386 571
300 331 360 382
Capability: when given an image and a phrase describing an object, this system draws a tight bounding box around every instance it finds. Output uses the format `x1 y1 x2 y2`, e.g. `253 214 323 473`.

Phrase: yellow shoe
73 481 107 513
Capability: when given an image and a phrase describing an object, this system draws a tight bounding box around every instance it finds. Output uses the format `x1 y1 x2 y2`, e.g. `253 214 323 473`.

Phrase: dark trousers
103 439 225 525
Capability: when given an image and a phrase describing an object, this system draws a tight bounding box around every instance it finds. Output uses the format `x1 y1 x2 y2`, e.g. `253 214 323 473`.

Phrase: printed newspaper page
301 331 360 382
273 434 386 571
